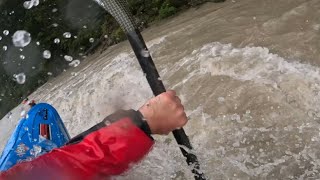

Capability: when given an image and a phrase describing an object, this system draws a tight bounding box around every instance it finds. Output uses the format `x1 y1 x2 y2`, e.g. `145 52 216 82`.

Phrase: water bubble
63 32 71 39
64 55 73 62
54 38 60 44
52 8 58 12
3 30 9 36
218 97 225 103
3 46 7 51
69 60 80 68
43 50 51 59
141 49 150 57
14 73 26 84
52 23 58 27
20 55 25 59
23 1 33 9
89 38 94 43
12 30 31 47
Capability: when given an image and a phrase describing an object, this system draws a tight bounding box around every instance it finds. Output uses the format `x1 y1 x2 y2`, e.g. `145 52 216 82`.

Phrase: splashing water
12 30 31 47
140 49 150 58
19 55 25 60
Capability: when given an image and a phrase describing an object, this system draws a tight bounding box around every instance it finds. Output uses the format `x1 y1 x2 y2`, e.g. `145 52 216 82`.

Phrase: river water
1 0 320 179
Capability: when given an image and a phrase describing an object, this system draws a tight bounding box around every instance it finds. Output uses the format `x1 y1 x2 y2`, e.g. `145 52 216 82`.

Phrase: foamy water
2 0 320 179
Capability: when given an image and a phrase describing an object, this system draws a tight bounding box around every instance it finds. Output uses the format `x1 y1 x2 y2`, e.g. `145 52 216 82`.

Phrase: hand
138 90 187 135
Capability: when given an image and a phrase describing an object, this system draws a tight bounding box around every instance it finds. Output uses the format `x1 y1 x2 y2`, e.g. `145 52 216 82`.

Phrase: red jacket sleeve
0 118 154 180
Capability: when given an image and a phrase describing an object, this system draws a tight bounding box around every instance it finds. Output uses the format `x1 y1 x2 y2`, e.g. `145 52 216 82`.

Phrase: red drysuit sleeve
0 118 154 180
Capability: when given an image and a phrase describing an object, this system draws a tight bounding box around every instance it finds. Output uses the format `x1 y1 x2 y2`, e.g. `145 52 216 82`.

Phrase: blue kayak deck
0 103 70 171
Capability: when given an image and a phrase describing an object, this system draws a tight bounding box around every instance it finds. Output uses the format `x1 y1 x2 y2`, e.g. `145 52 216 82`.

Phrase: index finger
166 90 176 97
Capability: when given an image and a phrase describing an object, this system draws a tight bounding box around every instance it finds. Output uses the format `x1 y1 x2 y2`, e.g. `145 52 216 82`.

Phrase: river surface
1 0 320 179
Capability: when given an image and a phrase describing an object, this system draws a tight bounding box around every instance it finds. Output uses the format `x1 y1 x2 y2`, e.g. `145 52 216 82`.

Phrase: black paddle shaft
92 0 206 179
127 31 206 180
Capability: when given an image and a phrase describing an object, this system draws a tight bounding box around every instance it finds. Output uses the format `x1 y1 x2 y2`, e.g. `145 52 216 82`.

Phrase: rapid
1 0 320 179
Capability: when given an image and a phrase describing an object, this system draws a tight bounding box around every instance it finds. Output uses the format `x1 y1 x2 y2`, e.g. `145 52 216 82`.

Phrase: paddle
93 0 206 179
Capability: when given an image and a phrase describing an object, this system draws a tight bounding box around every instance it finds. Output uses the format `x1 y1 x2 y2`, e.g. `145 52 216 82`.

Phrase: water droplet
32 66 36 69
3 30 9 36
52 8 58 12
3 46 7 51
14 73 26 84
52 23 58 27
36 41 40 45
19 48 23 52
170 173 177 178
32 0 39 6
21 110 26 117
47 72 53 76
43 50 51 59
12 30 31 47
23 1 33 9
69 60 80 67
231 114 240 121
63 32 71 39
104 35 108 38
141 49 150 57
20 55 25 59
54 38 60 44
83 25 87 29
218 97 225 103
74 36 77 39
89 38 94 43
64 55 73 62
0 36 2 41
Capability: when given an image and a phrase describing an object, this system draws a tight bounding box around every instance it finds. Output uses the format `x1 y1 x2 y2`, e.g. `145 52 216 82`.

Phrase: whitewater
1 0 320 179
